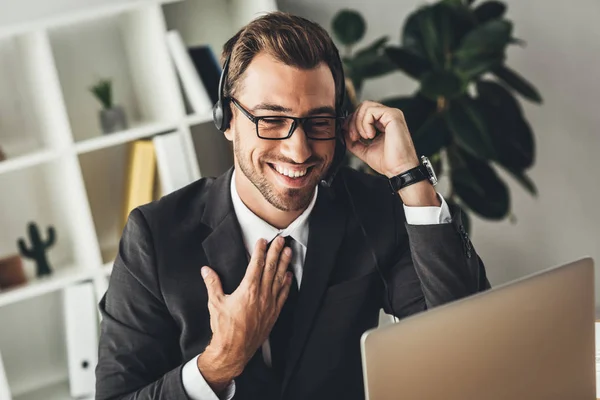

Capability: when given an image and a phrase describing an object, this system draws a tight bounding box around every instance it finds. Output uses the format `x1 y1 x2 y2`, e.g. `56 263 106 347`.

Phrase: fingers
272 245 292 297
201 266 224 303
347 101 385 143
355 102 377 140
261 236 286 288
242 239 268 287
275 272 293 311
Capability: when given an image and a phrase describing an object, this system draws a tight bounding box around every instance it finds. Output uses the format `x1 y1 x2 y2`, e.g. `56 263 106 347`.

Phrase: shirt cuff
403 193 452 225
182 355 236 400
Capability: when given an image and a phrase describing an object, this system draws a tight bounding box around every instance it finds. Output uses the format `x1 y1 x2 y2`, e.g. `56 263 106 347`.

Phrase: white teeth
274 165 307 178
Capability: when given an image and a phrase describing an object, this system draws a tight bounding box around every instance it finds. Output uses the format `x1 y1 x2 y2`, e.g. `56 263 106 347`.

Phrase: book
166 30 213 115
153 132 195 196
122 140 156 227
188 45 222 105
0 348 11 400
63 282 98 399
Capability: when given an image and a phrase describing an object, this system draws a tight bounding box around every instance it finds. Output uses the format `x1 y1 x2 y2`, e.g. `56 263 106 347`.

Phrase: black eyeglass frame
229 97 345 141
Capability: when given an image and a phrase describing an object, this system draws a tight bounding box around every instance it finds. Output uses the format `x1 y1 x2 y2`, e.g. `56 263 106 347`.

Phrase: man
95 11 490 400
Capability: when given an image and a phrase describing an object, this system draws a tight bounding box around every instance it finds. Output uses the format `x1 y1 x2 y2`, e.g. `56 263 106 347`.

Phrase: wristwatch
388 156 438 194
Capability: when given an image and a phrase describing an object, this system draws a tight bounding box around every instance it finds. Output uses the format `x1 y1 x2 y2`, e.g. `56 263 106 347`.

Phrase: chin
261 162 322 211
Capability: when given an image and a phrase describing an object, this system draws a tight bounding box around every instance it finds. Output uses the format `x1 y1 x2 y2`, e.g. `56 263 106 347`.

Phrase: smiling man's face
224 52 337 212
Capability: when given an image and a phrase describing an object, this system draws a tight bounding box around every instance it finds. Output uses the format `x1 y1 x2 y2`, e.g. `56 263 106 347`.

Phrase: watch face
421 156 438 186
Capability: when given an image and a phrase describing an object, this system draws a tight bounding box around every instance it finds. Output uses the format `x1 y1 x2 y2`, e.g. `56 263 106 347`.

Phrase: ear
223 128 233 142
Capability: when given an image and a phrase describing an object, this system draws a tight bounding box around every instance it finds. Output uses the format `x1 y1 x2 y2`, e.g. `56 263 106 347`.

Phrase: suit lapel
200 168 248 294
282 186 347 393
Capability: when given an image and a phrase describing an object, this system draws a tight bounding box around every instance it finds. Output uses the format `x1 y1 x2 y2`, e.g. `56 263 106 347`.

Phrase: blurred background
0 0 598 399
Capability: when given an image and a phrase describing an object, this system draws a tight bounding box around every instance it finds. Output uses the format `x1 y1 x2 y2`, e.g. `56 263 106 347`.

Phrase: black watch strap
388 165 430 194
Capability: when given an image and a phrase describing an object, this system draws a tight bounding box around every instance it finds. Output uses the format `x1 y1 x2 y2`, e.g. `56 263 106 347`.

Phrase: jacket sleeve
383 202 491 318
95 208 190 400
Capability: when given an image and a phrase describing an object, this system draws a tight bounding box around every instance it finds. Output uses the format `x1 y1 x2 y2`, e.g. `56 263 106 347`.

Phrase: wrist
397 180 440 207
385 159 420 178
197 344 242 393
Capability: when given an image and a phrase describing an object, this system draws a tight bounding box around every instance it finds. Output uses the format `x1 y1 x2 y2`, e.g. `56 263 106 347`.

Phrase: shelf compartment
0 292 69 398
0 159 95 285
0 30 71 166
79 141 163 267
48 4 184 145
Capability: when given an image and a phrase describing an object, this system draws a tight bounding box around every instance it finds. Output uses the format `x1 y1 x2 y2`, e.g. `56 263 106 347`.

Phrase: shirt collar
230 169 317 251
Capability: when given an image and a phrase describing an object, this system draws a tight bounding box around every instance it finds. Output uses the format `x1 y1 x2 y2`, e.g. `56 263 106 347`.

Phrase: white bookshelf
0 0 277 398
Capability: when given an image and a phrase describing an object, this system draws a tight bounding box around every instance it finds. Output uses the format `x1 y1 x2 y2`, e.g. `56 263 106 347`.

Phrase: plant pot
100 105 128 134
0 254 27 290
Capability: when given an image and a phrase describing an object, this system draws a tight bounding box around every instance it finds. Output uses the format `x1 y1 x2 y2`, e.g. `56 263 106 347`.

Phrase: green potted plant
332 1 542 232
331 9 396 104
90 78 128 134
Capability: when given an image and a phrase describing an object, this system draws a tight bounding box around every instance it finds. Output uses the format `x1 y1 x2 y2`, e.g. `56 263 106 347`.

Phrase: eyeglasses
229 97 343 141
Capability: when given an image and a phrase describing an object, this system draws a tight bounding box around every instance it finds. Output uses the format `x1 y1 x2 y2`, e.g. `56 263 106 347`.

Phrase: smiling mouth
268 163 315 179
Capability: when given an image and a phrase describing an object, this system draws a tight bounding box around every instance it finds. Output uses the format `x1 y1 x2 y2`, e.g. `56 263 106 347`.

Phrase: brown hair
221 11 345 111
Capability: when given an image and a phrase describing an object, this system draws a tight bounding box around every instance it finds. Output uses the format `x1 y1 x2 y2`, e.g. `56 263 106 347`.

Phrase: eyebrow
251 103 336 116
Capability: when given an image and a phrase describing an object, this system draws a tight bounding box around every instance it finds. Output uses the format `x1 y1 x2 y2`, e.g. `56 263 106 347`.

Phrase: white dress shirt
182 171 452 400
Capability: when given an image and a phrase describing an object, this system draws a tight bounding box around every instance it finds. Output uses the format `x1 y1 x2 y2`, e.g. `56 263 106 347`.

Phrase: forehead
236 52 336 111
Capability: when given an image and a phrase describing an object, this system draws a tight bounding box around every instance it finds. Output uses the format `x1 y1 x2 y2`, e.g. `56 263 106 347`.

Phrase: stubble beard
234 133 322 212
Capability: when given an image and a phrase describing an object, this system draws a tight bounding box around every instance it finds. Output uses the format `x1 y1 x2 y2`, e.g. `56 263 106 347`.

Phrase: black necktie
269 235 299 379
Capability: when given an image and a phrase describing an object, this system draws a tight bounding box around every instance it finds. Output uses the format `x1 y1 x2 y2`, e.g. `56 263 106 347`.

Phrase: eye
261 118 287 125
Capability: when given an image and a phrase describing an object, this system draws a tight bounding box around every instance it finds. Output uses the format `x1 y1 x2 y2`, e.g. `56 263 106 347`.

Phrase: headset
212 49 399 322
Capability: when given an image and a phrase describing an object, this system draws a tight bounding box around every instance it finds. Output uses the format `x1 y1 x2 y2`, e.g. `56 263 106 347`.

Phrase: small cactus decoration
17 222 56 277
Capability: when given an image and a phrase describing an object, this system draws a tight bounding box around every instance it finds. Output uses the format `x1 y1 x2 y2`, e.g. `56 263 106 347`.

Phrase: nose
280 123 312 164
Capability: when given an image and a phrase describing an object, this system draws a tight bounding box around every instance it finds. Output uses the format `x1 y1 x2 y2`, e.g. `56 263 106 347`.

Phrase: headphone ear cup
212 101 224 131
212 99 231 132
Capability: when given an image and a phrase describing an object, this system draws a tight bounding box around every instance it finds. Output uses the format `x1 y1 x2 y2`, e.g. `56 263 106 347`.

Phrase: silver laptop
360 257 596 400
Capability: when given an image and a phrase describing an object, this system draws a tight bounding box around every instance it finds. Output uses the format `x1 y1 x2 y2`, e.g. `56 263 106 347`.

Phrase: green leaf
385 47 430 79
449 147 510 219
445 98 496 159
438 1 478 53
477 80 535 169
332 9 366 46
413 112 453 157
418 6 444 67
455 52 505 79
355 36 389 59
381 94 436 133
349 53 397 80
504 167 537 196
492 64 543 103
90 79 113 109
455 19 512 60
473 1 506 23
509 37 526 46
402 6 429 59
420 70 467 99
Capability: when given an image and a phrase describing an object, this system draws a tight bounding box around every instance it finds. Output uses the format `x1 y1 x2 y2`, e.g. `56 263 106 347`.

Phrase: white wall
279 0 600 304
1 0 598 301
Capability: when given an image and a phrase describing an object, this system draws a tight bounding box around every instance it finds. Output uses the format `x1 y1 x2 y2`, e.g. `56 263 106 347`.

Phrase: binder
63 282 98 398
166 30 213 114
153 132 195 196
0 349 11 400
122 140 156 228
188 45 222 105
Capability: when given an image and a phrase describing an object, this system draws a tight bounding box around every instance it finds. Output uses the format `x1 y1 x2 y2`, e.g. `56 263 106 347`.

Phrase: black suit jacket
95 167 490 400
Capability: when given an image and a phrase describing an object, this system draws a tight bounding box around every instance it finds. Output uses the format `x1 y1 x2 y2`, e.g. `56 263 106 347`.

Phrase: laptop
360 257 596 400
